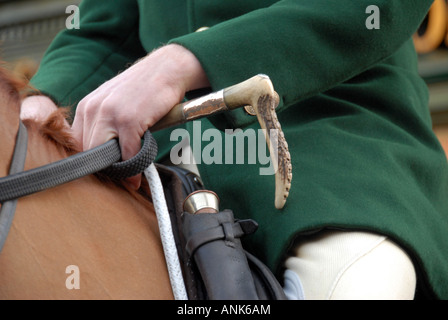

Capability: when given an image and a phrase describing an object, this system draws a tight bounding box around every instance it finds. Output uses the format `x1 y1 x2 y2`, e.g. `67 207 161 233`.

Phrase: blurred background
0 0 81 78
0 0 447 155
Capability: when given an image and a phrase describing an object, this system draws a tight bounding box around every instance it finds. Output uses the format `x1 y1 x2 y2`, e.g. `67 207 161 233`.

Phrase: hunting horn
151 74 292 210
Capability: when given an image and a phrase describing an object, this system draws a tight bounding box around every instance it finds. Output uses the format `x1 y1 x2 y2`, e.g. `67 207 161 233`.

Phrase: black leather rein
0 121 157 251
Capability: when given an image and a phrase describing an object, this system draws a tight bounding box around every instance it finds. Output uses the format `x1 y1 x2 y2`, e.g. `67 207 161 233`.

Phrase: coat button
195 26 210 32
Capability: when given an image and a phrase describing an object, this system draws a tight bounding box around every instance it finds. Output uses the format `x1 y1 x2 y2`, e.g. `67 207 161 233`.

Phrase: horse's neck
0 96 21 178
0 122 172 299
23 124 69 172
19 118 156 217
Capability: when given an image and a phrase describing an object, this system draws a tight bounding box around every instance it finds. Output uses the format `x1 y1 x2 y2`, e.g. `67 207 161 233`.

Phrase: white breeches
283 230 417 300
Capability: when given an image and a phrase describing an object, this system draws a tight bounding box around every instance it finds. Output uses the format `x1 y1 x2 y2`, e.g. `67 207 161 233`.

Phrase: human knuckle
78 96 102 117
117 108 138 126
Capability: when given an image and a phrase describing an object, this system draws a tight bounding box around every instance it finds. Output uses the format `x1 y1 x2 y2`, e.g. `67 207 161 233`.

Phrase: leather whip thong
152 74 292 210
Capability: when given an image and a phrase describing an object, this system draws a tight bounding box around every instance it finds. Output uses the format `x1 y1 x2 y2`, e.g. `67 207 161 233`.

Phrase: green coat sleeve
170 0 433 129
30 0 146 107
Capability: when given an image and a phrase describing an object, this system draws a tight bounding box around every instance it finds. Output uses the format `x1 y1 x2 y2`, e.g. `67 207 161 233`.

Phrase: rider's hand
20 95 59 123
71 44 210 189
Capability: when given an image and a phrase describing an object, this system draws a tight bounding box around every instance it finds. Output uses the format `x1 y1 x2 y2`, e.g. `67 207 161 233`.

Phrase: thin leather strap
0 121 28 251
0 130 157 203
185 218 258 256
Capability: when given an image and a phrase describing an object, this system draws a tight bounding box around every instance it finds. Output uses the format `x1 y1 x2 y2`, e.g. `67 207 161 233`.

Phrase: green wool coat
30 0 448 299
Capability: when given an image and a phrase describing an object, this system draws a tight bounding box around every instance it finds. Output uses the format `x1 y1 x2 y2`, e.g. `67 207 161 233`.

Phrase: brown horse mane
23 107 81 154
0 62 154 205
0 63 27 109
